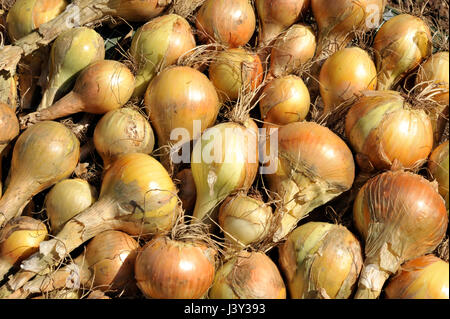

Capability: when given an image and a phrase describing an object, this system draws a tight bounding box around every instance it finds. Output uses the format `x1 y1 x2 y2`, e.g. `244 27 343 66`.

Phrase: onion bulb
255 0 310 47
218 193 272 247
93 108 155 169
20 60 135 128
385 255 449 299
0 217 47 281
110 0 168 22
175 169 197 214
130 14 196 97
0 72 18 109
345 90 434 172
373 14 432 90
209 48 264 102
264 121 355 241
0 121 80 228
319 47 377 115
6 0 68 42
209 250 286 299
38 27 105 110
259 75 310 127
268 24 316 78
279 222 363 299
195 0 256 48
353 170 448 299
45 178 97 234
428 141 449 210
135 235 217 299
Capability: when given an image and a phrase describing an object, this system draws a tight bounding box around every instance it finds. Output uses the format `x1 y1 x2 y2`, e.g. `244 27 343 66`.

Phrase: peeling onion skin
384 255 449 299
135 236 217 299
345 90 434 172
279 222 363 299
428 141 449 211
195 0 256 48
373 14 432 91
209 251 286 299
353 170 448 299
110 0 168 22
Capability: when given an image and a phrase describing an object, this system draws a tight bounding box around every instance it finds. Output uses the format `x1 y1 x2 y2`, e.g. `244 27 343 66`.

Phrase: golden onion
428 141 449 210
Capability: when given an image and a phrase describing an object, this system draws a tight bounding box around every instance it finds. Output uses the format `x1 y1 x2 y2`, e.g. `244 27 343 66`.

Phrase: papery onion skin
209 251 286 299
264 121 355 241
175 169 197 214
353 170 448 299
279 222 363 299
428 141 449 210
373 14 432 91
259 75 310 126
345 90 434 172
319 47 377 115
209 48 264 102
0 102 19 154
135 236 216 299
110 0 168 22
195 0 256 48
130 14 196 97
0 73 18 109
385 255 449 299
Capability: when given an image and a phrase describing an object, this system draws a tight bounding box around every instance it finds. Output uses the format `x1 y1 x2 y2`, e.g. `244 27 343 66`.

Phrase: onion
255 0 310 47
385 255 449 299
268 24 316 78
175 169 197 214
110 0 168 22
195 0 256 48
20 60 135 128
0 103 19 198
373 14 432 90
209 48 264 102
345 90 434 172
135 235 217 299
312 0 385 58
38 27 105 110
279 222 363 299
264 121 355 241
0 217 47 281
0 72 18 109
0 121 80 228
259 75 310 127
93 108 155 169
319 47 377 115
6 0 68 42
428 141 449 210
45 178 97 234
209 250 286 299
353 170 448 299
144 66 220 153
130 14 196 97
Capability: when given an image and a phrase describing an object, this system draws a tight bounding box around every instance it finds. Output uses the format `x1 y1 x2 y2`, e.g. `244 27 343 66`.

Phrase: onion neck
354 263 391 299
0 258 13 282
192 192 223 226
0 178 35 228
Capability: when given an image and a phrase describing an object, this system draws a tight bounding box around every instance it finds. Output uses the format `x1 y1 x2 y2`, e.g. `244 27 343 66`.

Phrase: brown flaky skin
135 236 216 299
353 170 448 299
195 0 256 48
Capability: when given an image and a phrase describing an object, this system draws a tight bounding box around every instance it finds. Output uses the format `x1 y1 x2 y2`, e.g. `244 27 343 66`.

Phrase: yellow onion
259 75 310 127
45 178 97 234
428 141 449 210
93 108 155 169
195 0 256 48
110 0 168 22
135 235 217 299
345 90 433 172
191 120 259 225
39 27 105 110
312 0 385 57
6 0 67 42
255 0 310 47
0 216 47 281
353 170 448 299
175 169 197 214
130 14 196 97
20 60 135 127
218 193 272 247
0 71 18 109
385 255 449 299
373 14 432 90
144 66 220 153
0 121 80 228
209 48 264 102
264 121 355 241
279 222 363 299
416 51 449 144
209 250 286 299
319 47 377 115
